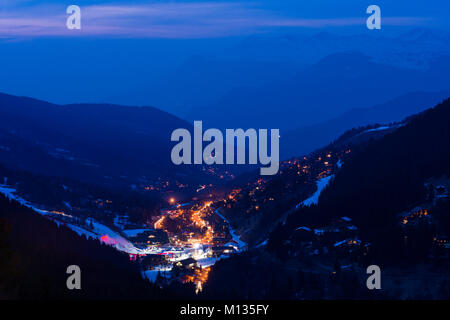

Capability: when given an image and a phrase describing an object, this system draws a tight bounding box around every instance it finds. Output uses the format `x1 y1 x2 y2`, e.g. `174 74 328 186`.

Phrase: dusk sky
1 0 449 38
1 0 450 115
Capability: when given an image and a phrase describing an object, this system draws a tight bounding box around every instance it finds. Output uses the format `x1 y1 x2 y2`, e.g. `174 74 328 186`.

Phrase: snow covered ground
122 229 152 237
196 254 231 268
142 266 173 282
0 184 160 255
297 175 334 208
215 209 247 250
255 239 268 248
0 184 52 216
363 126 390 133
1 183 247 283
356 126 392 137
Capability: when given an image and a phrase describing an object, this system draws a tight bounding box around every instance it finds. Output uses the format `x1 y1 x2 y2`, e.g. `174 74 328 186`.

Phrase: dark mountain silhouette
128 28 450 117
0 193 186 299
4 28 449 118
279 98 450 262
187 52 450 131
145 55 298 117
0 92 216 189
281 91 450 159
202 98 450 300
234 28 450 69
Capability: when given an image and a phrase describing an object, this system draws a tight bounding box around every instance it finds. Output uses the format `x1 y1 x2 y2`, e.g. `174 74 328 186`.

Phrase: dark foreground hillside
278 98 450 261
203 98 450 299
0 194 175 299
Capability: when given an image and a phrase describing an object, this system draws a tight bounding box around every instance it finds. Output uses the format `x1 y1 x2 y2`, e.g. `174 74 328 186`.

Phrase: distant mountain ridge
234 28 450 70
187 51 450 131
0 92 215 189
98 28 450 116
281 91 450 159
283 97 450 244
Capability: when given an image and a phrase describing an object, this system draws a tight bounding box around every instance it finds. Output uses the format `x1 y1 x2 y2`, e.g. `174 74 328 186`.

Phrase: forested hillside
0 194 177 299
202 98 450 299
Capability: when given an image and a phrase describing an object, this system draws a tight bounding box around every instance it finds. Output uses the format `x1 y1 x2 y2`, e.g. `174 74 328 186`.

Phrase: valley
1 95 450 299
0 123 361 293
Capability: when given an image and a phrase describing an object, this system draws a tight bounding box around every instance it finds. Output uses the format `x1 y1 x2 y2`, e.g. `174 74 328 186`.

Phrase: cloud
0 1 430 39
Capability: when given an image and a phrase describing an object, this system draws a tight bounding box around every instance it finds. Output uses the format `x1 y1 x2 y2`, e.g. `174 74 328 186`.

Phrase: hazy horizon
1 0 450 121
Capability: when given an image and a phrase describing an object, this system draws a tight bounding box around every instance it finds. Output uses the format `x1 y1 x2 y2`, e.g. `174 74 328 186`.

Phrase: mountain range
281 90 450 158
0 92 216 190
203 98 450 299
187 50 450 131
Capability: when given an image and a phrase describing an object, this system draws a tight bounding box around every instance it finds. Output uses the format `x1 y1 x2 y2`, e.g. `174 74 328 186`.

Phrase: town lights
169 197 175 205
193 243 202 249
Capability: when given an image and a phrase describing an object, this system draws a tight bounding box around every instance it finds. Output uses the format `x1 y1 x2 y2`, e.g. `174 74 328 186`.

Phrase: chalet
211 245 236 257
434 236 450 249
296 226 312 232
313 219 358 242
212 237 229 245
141 254 167 270
291 226 314 244
128 229 169 248
174 258 198 270
399 207 432 227
333 238 361 248
435 185 449 199
426 178 450 204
